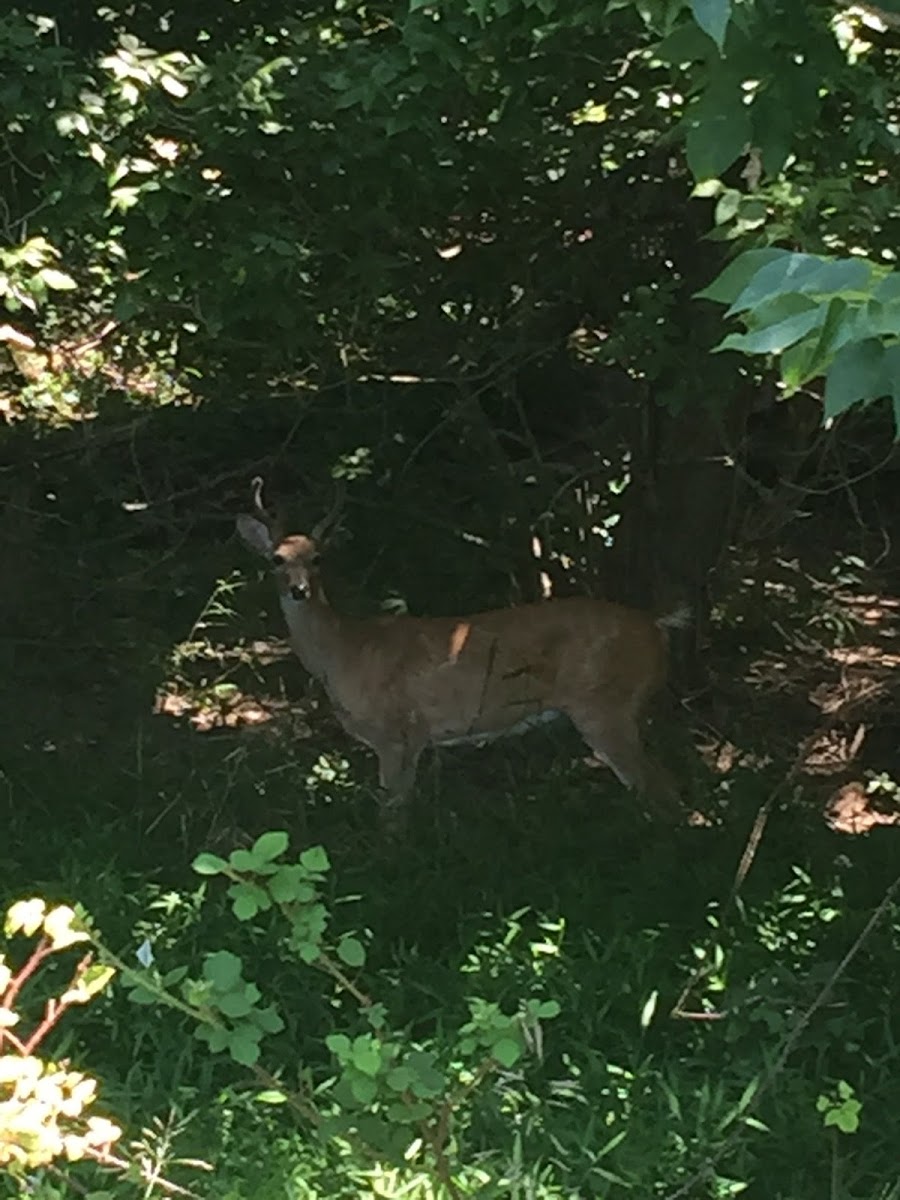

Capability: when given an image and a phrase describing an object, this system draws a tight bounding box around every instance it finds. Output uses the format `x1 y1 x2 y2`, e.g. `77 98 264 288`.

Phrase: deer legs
569 706 682 821
375 735 423 837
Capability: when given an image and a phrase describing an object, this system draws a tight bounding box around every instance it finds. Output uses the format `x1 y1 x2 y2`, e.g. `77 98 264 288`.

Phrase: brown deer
237 478 688 833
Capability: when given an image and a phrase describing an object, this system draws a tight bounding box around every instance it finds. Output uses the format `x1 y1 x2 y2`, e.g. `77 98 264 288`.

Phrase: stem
22 952 93 1054
315 950 373 1009
1 936 53 1014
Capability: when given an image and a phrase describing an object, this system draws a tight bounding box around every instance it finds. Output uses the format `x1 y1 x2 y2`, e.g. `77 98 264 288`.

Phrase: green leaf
352 1036 382 1077
269 866 316 903
232 892 259 920
491 1037 521 1068
197 1025 229 1053
326 1033 352 1059
655 20 716 65
255 1089 287 1104
252 830 289 862
349 1072 378 1105
229 881 271 920
685 97 751 181
216 990 254 1018
204 950 243 991
696 248 786 304
824 339 887 419
39 267 77 291
690 0 731 51
728 254 873 315
193 852 228 876
873 272 900 304
228 1031 261 1066
160 73 188 98
253 1005 284 1034
714 188 740 225
366 1002 388 1029
535 999 561 1019
126 983 157 1005
229 848 258 872
299 845 330 873
386 1066 414 1092
781 296 848 389
718 302 823 355
336 936 366 968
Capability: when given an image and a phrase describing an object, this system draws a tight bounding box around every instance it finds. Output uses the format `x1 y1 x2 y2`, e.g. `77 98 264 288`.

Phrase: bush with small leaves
0 899 120 1175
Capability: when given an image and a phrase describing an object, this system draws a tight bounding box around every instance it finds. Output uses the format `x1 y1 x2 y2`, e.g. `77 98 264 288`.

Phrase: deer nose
289 583 310 602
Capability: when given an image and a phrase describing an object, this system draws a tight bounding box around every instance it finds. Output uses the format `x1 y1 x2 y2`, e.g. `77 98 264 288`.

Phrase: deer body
238 484 685 831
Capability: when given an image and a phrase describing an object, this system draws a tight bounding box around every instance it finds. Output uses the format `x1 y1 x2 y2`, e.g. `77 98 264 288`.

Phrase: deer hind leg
374 738 423 838
569 708 681 822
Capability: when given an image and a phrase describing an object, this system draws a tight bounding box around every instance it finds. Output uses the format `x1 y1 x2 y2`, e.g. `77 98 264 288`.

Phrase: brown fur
237 504 685 833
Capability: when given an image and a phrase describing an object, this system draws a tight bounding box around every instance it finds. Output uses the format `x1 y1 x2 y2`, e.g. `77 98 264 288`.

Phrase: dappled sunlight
701 543 900 834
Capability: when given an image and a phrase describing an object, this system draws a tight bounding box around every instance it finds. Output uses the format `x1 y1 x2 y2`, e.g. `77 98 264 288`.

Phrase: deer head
236 476 345 604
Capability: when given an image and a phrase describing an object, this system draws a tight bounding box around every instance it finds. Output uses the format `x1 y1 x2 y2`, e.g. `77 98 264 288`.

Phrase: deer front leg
374 738 423 838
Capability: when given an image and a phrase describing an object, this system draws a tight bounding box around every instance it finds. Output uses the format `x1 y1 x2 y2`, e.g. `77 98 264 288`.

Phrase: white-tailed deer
237 478 688 833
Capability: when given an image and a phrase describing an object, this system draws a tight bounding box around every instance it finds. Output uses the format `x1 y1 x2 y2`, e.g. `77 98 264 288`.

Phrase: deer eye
271 552 285 566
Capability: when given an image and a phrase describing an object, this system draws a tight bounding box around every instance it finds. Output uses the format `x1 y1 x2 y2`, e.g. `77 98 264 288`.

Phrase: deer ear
236 513 275 558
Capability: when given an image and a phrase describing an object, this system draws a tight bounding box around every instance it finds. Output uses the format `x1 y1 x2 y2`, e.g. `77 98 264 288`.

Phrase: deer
236 478 689 834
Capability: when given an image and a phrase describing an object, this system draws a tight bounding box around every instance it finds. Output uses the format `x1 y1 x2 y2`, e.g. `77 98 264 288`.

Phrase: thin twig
662 871 900 1200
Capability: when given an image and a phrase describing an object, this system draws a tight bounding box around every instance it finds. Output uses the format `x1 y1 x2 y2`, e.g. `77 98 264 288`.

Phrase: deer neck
279 589 344 684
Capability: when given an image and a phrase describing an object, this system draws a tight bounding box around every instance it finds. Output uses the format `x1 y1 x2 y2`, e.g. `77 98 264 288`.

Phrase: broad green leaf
160 74 188 98
714 188 740 225
254 1005 284 1034
232 892 259 920
491 1036 521 1067
197 1025 229 1053
780 335 819 392
728 254 873 315
39 267 77 290
216 991 254 1018
229 848 258 872
255 1090 287 1104
685 100 751 181
299 845 331 873
824 339 887 419
350 1072 378 1105
326 1033 352 1058
193 852 228 876
690 0 731 50
783 296 849 387
696 248 785 304
386 1066 414 1092
352 1036 382 1077
718 303 823 355
252 830 289 862
204 950 243 991
336 936 366 968
269 866 314 903
873 272 900 304
228 1031 261 1066
859 298 900 338
655 20 716 65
